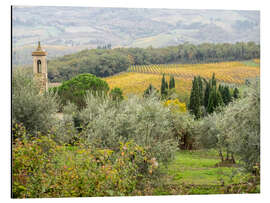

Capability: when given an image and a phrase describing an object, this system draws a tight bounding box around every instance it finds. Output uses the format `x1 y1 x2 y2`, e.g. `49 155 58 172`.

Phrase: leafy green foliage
56 73 109 109
109 87 124 102
48 49 130 82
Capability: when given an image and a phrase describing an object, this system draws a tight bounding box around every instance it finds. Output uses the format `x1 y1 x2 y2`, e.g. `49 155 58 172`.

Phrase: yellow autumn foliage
164 99 187 113
104 60 260 98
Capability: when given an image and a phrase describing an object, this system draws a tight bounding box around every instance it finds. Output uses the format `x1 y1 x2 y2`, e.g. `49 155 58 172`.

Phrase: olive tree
196 79 260 171
78 93 178 165
12 70 58 136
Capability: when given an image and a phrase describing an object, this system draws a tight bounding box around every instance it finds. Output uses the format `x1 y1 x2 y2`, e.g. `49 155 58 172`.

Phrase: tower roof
32 41 47 56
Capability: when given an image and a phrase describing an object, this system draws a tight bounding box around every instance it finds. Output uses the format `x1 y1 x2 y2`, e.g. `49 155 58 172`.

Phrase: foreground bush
12 70 58 136
12 131 157 198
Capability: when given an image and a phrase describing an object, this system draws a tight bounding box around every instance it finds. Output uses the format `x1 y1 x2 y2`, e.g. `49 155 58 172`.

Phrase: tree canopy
55 73 109 109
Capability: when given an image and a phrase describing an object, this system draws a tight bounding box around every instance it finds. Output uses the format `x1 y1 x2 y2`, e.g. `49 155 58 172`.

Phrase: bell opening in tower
37 60 42 73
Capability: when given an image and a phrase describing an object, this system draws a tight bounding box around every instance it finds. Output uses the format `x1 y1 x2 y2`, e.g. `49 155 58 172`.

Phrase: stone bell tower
32 41 48 93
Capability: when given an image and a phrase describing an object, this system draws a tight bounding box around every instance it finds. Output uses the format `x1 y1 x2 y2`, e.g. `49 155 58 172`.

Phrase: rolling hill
12 6 260 65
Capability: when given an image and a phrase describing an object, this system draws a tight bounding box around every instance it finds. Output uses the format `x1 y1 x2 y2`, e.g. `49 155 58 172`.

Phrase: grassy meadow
153 150 259 195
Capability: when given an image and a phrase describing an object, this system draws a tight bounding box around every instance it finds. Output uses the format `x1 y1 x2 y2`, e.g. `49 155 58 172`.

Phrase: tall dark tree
218 85 224 97
223 86 232 105
161 74 167 97
207 85 224 114
189 77 201 119
169 75 175 89
207 88 215 114
211 73 216 87
197 76 203 105
144 84 157 97
204 81 210 108
215 89 224 107
233 87 240 99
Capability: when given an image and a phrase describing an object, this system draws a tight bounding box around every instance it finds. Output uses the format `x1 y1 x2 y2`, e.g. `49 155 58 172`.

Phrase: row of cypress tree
143 74 176 98
189 73 240 119
161 74 175 97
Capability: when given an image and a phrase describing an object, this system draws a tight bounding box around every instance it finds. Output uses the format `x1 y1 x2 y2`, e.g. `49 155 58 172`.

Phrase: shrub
164 99 187 113
56 73 109 109
12 70 58 136
50 116 78 145
12 129 156 198
109 87 124 102
79 93 178 165
167 110 197 150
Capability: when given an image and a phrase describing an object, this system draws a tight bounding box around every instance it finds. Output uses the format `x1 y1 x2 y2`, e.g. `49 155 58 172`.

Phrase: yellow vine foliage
104 60 259 98
164 99 187 113
127 60 260 85
105 72 191 97
253 59 260 64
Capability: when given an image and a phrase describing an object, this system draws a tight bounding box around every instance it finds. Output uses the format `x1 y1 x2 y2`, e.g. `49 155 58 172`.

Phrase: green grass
155 149 250 195
166 150 245 185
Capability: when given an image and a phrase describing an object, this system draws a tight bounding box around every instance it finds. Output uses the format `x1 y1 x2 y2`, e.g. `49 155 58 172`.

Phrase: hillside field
104 59 260 100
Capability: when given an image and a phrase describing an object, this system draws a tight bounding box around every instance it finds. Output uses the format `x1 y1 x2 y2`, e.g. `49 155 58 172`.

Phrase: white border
2 0 269 202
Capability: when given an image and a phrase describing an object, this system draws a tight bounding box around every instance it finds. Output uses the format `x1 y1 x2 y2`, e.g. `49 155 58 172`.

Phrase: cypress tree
189 77 201 119
197 76 203 105
204 81 210 108
144 84 156 97
218 85 224 99
161 74 166 96
207 85 224 114
189 78 195 110
223 86 232 105
207 88 215 114
233 87 240 99
211 73 216 87
216 89 224 107
165 81 168 90
218 85 226 104
169 75 174 89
